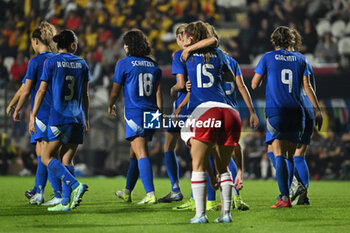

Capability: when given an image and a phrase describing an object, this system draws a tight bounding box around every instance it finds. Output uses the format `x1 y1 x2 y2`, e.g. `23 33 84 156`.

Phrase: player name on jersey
56 61 83 69
131 60 155 67
274 54 297 62
192 53 218 58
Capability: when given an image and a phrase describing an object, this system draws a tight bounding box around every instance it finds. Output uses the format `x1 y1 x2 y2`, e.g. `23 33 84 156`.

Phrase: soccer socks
191 171 207 218
229 158 240 195
34 156 48 194
138 157 155 194
164 151 180 192
48 169 62 198
267 152 276 168
62 165 75 205
47 159 79 190
294 156 309 188
275 156 289 197
219 172 233 216
207 155 216 201
285 157 295 189
125 157 139 193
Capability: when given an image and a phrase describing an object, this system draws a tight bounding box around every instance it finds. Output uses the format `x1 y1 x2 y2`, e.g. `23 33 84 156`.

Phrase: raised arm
13 79 33 122
181 37 218 61
29 81 48 134
83 81 90 133
303 75 323 130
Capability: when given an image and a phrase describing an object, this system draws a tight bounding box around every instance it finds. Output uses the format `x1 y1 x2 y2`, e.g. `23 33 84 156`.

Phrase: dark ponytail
53 29 78 51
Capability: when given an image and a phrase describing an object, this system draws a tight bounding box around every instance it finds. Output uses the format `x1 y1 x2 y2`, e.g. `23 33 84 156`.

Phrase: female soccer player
7 22 62 205
108 29 162 204
29 29 89 211
176 21 242 223
252 26 322 208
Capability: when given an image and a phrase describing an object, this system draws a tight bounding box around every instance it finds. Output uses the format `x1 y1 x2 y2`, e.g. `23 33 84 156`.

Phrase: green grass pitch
0 177 349 233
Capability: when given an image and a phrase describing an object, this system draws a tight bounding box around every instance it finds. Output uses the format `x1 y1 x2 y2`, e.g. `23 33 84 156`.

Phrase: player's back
113 56 161 112
222 55 242 108
185 51 229 112
256 48 309 117
43 52 90 126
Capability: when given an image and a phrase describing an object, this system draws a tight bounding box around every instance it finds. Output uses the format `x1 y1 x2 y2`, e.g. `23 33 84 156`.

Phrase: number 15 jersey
254 48 311 118
40 53 90 126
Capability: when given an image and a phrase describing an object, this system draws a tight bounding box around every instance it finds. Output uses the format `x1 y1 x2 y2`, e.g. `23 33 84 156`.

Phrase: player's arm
108 82 121 116
251 73 263 90
156 81 163 113
13 79 33 122
174 92 190 121
181 37 218 61
235 74 258 129
82 81 90 134
232 145 244 190
29 81 48 134
303 75 323 130
170 73 185 97
6 84 24 116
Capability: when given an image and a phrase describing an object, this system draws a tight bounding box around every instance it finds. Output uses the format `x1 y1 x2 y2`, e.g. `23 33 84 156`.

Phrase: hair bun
53 34 62 43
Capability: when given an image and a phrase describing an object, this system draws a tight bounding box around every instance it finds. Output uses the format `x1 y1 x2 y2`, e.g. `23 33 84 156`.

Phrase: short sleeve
228 57 242 76
172 50 186 75
254 53 267 76
23 58 37 82
40 59 53 83
112 59 125 85
303 57 312 76
156 68 162 83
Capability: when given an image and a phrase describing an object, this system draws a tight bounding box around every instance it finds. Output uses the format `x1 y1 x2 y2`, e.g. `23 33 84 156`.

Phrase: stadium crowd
1 0 350 181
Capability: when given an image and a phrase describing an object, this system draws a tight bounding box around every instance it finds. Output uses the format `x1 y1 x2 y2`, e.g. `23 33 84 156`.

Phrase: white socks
191 171 207 218
219 172 233 216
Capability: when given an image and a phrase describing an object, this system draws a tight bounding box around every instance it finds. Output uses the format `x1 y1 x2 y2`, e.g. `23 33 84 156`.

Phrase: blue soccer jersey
222 55 242 108
172 50 188 108
112 56 161 112
185 50 230 113
254 48 311 118
22 51 55 123
41 53 90 126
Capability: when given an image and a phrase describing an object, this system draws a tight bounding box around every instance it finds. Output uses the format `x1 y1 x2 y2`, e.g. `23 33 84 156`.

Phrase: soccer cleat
292 187 310 206
70 183 88 209
271 199 292 208
206 200 219 211
115 190 132 202
25 189 35 199
173 198 195 211
158 191 183 203
213 214 232 223
233 195 250 211
42 197 63 206
29 193 44 205
48 203 71 211
137 194 157 204
189 215 209 223
291 184 304 202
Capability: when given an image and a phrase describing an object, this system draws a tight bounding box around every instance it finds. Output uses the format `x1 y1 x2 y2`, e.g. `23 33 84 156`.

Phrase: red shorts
182 102 241 146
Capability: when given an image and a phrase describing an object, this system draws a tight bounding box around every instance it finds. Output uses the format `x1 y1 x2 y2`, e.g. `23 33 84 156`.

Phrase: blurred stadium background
1 0 350 181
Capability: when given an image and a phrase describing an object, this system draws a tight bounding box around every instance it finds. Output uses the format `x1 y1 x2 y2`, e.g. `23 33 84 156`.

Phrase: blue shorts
125 110 154 141
300 112 315 145
30 117 48 144
266 114 305 144
47 123 84 144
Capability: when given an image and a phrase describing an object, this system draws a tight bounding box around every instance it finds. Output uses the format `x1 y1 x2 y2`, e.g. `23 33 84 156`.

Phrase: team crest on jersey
143 110 161 129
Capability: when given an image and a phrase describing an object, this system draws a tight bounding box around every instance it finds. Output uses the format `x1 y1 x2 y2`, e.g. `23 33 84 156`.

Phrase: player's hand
208 173 219 191
181 47 191 62
108 104 117 117
29 116 36 135
315 109 323 131
6 105 15 116
234 170 243 190
12 109 20 122
186 81 191 92
85 120 90 134
170 86 177 97
173 106 182 122
250 113 259 130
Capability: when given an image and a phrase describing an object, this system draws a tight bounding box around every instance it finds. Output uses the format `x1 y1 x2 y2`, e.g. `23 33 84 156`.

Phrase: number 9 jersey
40 53 90 126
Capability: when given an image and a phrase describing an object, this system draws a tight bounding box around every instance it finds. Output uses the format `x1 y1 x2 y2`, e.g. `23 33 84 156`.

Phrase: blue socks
47 159 79 190
275 156 289 197
207 155 216 201
34 156 48 194
62 165 74 205
267 152 276 168
229 157 239 195
138 157 154 193
126 157 139 192
48 169 62 198
294 156 309 188
164 151 180 192
285 157 295 189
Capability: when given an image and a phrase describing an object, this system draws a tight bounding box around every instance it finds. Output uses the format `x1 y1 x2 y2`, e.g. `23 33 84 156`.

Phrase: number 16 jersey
40 52 90 126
